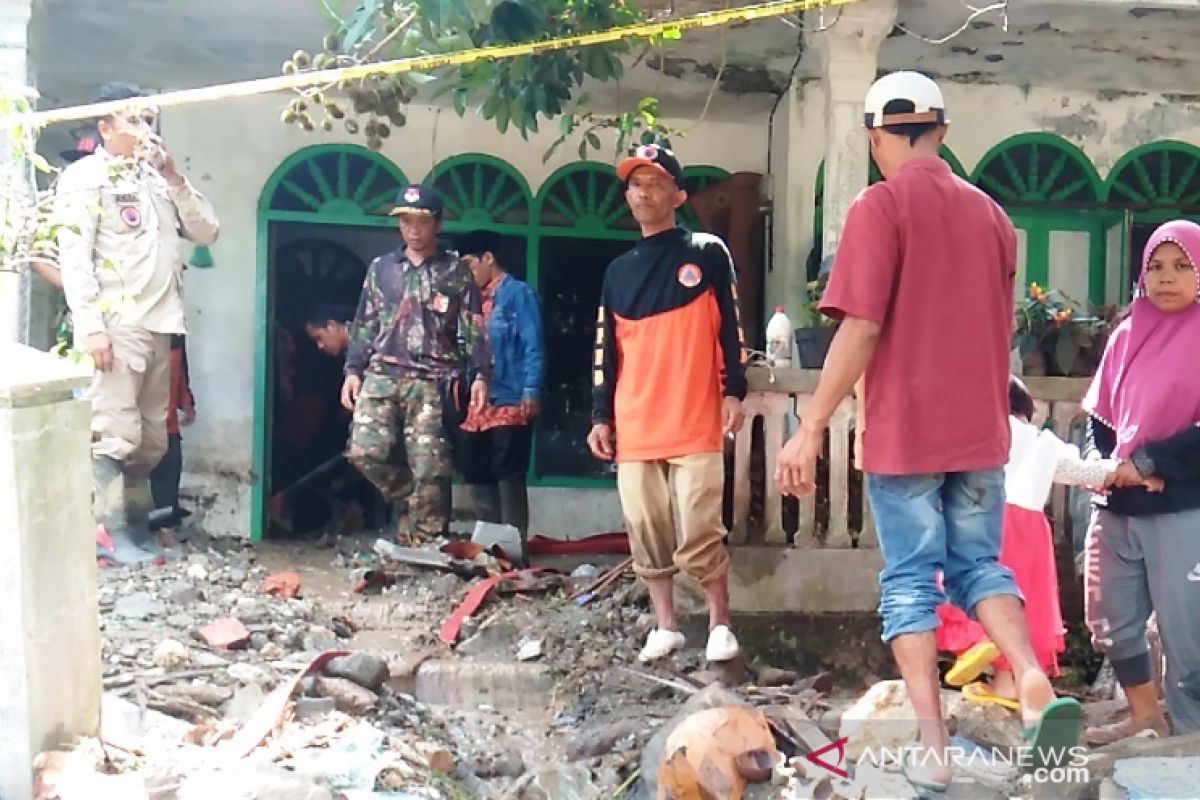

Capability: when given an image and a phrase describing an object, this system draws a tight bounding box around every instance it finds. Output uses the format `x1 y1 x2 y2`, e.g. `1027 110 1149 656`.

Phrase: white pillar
0 344 100 800
0 0 34 345
819 0 896 256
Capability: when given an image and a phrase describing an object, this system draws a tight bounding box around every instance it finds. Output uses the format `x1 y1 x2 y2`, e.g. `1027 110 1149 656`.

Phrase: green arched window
425 154 535 282
534 163 637 233
679 165 733 231
970 134 1105 306
531 163 638 484
1104 140 1200 207
425 153 533 227
1103 141 1200 303
262 143 408 218
972 133 1101 206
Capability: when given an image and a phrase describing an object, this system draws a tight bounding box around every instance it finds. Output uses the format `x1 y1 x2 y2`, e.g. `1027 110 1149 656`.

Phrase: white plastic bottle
766 306 792 366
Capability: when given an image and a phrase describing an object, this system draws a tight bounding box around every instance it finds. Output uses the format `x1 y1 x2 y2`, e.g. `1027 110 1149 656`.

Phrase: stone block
412 660 553 712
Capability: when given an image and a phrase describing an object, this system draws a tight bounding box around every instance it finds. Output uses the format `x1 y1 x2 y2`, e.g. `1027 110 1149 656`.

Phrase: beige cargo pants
87 327 172 476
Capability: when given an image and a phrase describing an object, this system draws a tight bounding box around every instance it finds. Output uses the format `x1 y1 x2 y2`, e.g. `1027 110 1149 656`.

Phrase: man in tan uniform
56 82 219 565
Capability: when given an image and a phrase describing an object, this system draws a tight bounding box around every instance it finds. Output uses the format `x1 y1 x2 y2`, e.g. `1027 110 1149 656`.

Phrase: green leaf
586 131 601 151
343 0 382 50
639 129 656 145
480 95 500 120
495 101 510 133
578 137 589 160
453 88 469 117
558 113 575 136
543 136 565 163
28 152 51 173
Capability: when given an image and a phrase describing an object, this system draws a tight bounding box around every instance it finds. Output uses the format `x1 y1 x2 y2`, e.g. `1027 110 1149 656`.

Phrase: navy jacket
487 274 545 407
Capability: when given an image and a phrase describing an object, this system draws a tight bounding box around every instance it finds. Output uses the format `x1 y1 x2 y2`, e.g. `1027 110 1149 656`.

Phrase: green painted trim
528 474 617 489
1104 140 1200 205
252 145 408 542
262 143 409 216
189 244 215 268
970 132 1102 205
424 152 535 221
532 161 634 233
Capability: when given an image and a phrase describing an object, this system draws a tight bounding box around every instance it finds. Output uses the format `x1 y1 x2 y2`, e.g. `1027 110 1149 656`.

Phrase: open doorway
265 225 398 538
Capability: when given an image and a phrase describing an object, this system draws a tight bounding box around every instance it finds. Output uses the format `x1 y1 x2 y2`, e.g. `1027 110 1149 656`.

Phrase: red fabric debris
196 617 251 650
526 532 630 556
260 571 302 599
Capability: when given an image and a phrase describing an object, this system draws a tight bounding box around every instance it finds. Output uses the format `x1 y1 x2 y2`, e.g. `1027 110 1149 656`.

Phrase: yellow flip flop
945 641 1000 687
962 681 1021 712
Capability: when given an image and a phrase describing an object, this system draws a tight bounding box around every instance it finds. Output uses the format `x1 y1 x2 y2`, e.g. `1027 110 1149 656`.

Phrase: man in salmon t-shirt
774 72 1082 787
587 144 747 665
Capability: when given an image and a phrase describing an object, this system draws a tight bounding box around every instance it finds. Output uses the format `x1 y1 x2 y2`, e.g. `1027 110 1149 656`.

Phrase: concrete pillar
0 343 100 800
818 0 897 256
0 0 35 345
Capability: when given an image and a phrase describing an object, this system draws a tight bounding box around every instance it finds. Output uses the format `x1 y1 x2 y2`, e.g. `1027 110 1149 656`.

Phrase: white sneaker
638 628 687 663
705 625 740 662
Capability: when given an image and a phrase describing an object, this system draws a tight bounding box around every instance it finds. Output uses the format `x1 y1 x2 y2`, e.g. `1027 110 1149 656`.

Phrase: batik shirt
345 247 491 382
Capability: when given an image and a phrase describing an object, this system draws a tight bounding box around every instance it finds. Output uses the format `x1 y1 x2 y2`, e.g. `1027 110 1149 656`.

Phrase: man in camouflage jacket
341 184 491 540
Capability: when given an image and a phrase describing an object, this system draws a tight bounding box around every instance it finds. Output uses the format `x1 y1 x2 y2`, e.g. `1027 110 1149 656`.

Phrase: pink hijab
1083 220 1200 458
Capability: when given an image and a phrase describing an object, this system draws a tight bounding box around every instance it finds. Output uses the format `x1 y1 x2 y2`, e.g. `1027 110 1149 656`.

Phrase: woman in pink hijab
1082 219 1200 743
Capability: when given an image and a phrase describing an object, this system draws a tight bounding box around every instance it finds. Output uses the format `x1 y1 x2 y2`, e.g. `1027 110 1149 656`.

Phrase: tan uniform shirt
55 148 219 347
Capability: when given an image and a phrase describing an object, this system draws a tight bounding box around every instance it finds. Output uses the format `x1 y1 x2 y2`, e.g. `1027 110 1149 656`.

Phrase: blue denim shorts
866 470 1019 642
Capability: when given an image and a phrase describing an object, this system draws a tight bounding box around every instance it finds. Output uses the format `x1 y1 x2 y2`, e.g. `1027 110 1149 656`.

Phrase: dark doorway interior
535 236 632 481
267 229 394 538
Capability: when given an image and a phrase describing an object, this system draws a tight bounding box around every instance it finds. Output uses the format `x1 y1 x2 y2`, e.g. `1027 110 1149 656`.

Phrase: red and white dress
936 416 1114 673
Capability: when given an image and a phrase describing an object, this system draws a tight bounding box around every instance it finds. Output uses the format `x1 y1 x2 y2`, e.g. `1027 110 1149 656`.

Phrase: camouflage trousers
347 370 451 537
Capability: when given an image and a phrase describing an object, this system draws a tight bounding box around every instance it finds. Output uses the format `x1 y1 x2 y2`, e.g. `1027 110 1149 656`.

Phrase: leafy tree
280 0 680 159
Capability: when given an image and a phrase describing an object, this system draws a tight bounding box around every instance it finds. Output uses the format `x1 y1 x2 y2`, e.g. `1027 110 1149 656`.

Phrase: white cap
863 71 948 129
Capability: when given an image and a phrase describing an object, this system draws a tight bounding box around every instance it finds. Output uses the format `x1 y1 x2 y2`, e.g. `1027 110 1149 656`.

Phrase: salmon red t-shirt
820 157 1016 475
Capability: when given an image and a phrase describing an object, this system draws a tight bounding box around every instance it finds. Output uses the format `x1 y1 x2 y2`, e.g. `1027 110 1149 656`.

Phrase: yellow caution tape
12 0 862 127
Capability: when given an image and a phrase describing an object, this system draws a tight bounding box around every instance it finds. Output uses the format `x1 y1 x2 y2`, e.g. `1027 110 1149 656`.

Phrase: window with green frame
530 163 636 484
971 133 1105 306
425 154 534 281
1103 141 1200 301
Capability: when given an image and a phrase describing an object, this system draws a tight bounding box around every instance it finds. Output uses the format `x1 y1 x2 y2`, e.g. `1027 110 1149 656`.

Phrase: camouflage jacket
345 247 491 382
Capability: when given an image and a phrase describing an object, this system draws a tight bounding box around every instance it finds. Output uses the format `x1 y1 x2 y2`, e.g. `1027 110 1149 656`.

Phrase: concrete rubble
30 531 1200 800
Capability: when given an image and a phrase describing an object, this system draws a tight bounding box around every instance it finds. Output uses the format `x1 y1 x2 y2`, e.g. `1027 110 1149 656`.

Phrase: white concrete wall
161 94 768 537
768 79 1200 319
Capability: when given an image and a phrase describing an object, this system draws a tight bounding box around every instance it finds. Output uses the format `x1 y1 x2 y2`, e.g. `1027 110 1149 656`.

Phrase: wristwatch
1130 449 1157 478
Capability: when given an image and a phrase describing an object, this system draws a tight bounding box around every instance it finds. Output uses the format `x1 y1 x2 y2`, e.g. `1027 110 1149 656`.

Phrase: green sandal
1023 697 1083 771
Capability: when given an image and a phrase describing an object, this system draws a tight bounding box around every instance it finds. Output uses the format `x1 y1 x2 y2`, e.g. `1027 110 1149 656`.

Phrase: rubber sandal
962 681 1021 712
901 747 950 796
1023 697 1083 771
945 641 1000 687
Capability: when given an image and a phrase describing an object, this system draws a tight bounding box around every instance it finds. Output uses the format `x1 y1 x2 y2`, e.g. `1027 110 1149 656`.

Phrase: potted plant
1014 282 1114 377
793 274 838 369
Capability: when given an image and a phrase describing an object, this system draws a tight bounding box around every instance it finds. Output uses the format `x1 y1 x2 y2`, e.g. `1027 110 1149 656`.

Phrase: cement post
818 0 897 258
0 343 99 800
0 0 34 345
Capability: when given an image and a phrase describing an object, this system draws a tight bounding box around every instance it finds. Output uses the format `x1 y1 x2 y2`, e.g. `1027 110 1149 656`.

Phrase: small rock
114 592 165 620
517 638 544 662
324 652 390 691
316 677 378 715
224 684 266 724
191 651 231 668
168 586 203 605
431 573 462 599
476 751 526 779
569 720 639 760
260 643 286 661
519 764 601 800
571 564 600 579
177 763 333 800
167 613 193 628
235 598 269 624
186 564 209 582
228 568 248 585
753 666 799 688
839 680 965 759
162 682 234 707
228 663 272 687
119 643 142 659
250 633 270 651
152 639 190 670
294 696 337 720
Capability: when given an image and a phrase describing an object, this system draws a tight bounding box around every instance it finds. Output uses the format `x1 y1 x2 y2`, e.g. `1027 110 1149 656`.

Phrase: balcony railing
728 367 1094 549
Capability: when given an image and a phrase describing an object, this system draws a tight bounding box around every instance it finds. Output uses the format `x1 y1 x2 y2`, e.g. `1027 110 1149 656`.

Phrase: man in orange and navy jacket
587 143 748 665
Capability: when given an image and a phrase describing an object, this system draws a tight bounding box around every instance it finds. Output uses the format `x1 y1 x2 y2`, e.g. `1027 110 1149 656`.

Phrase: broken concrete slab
177 762 334 800
294 696 338 721
408 660 553 712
